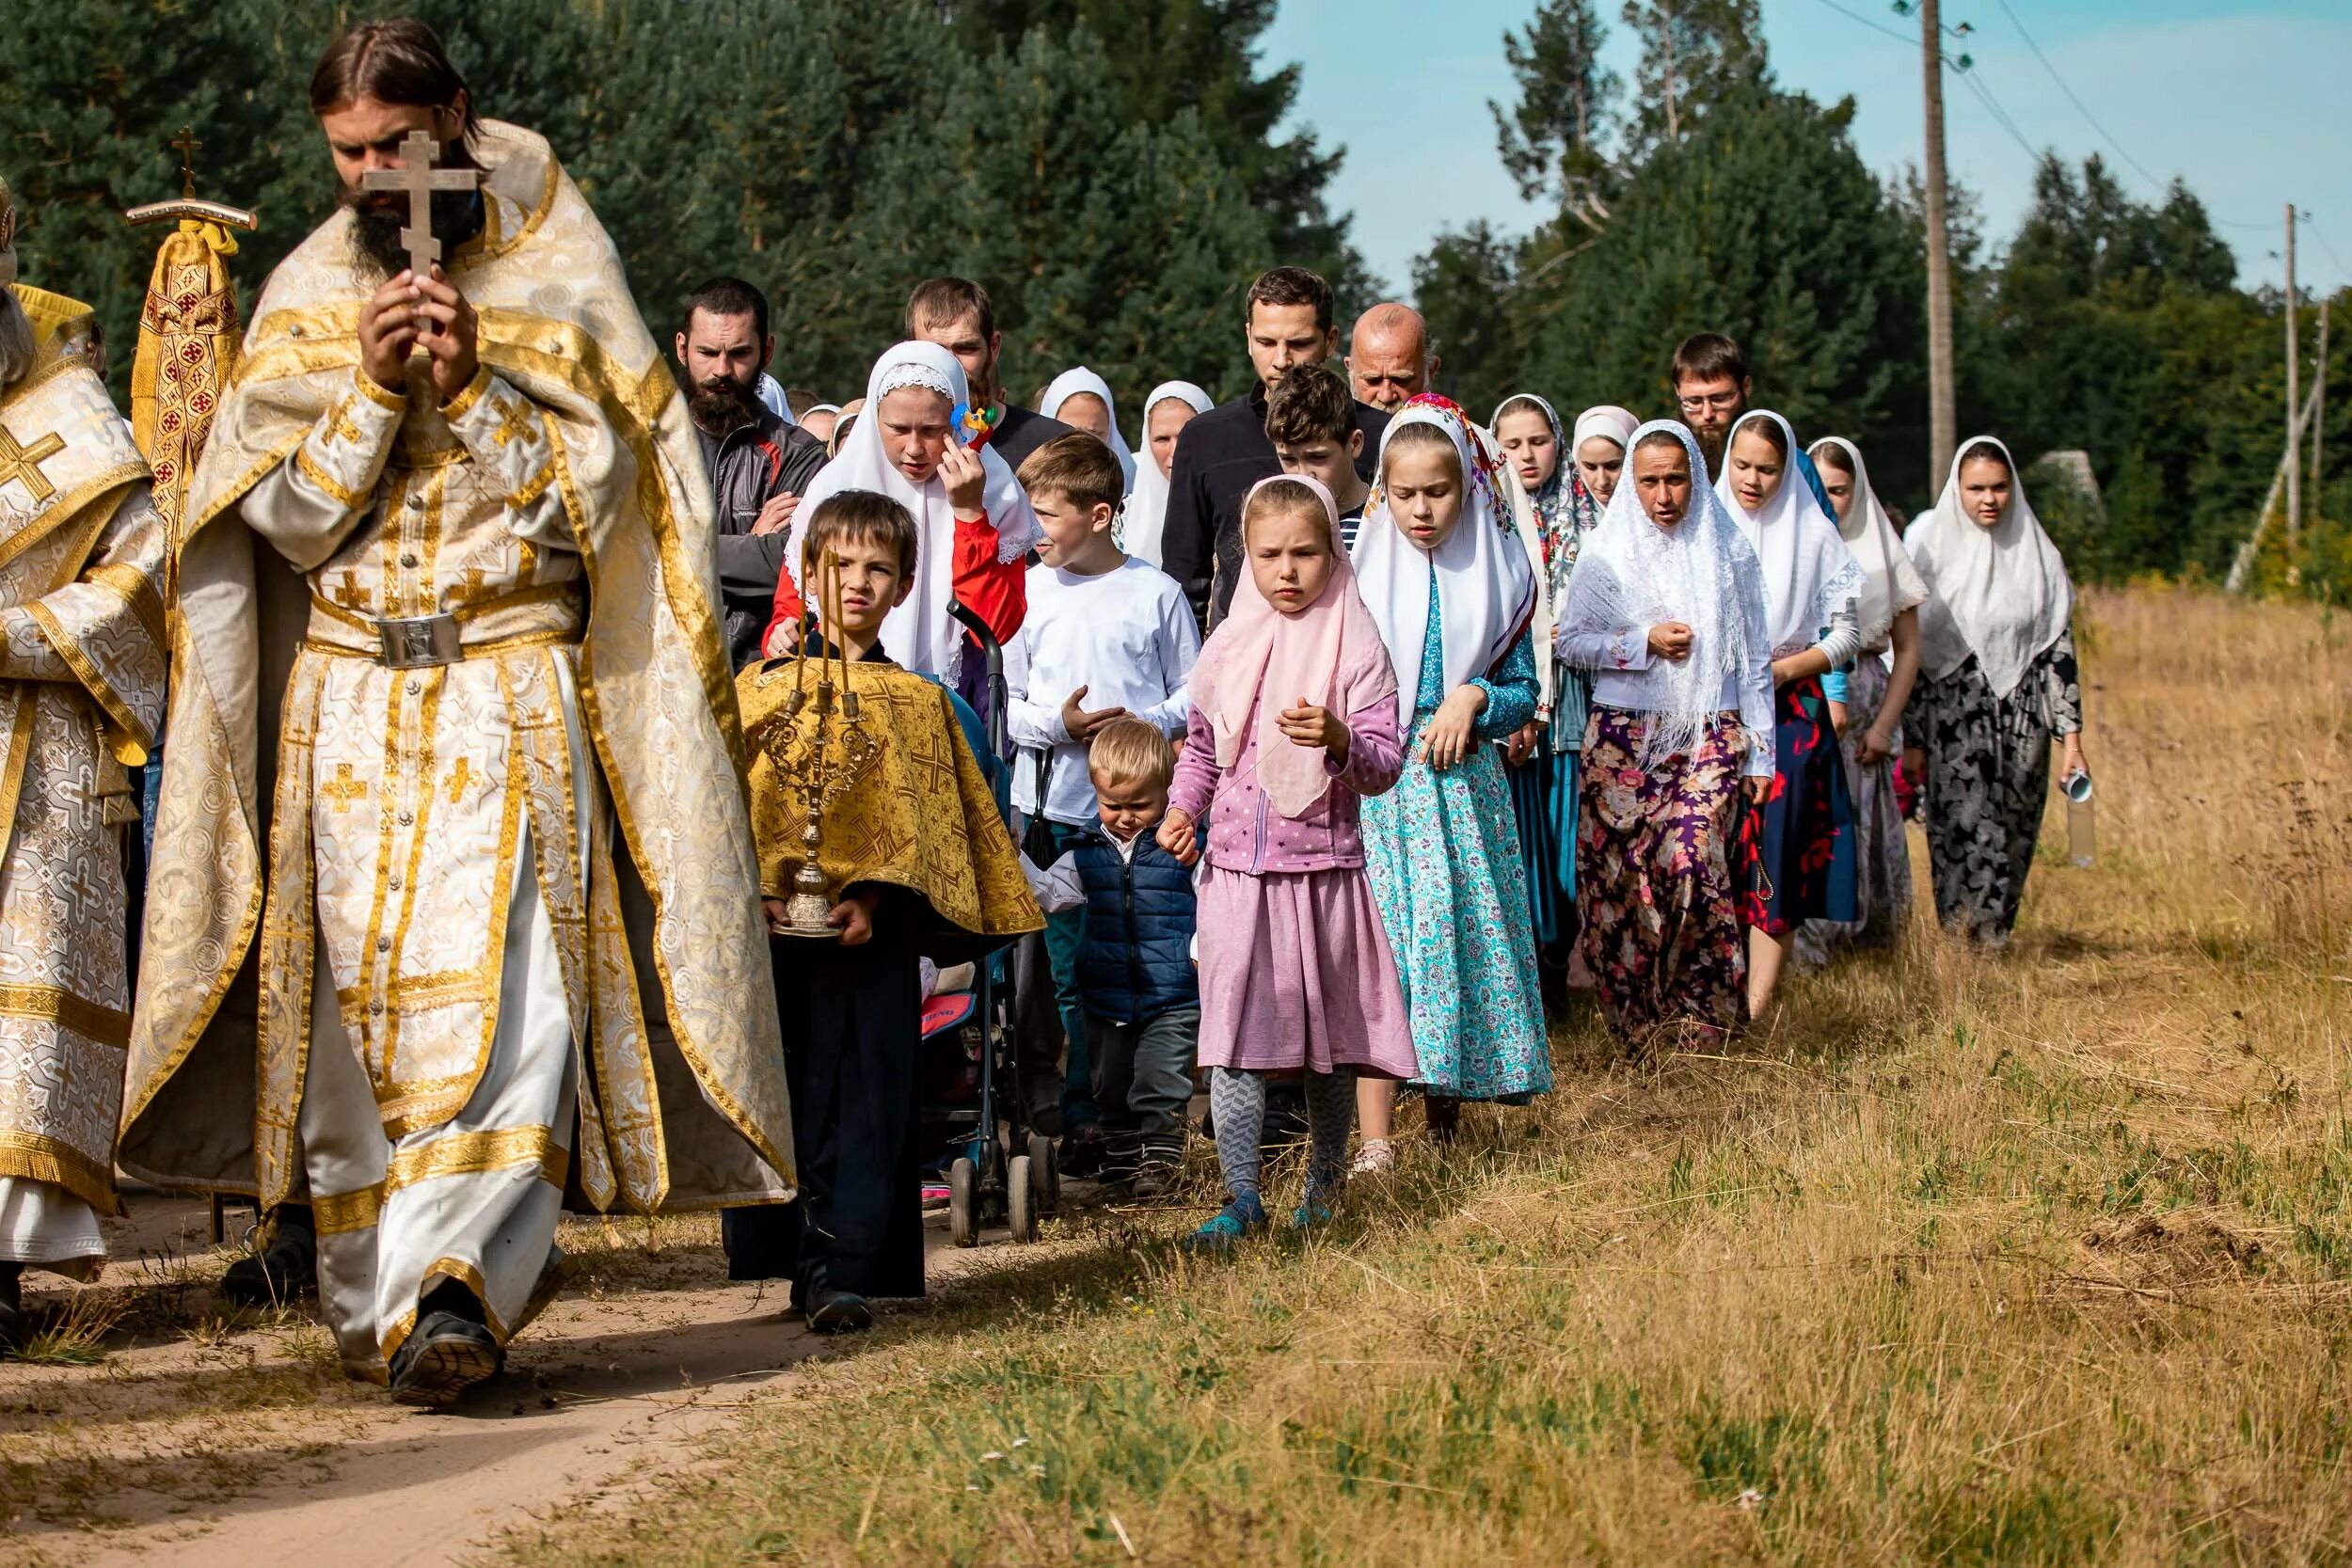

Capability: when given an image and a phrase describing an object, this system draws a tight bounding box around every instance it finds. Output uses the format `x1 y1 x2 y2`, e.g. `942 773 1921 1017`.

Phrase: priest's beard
344 176 485 283
689 372 763 436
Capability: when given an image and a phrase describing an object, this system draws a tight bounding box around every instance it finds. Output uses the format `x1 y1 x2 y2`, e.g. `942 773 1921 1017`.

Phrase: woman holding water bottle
1901 438 2086 945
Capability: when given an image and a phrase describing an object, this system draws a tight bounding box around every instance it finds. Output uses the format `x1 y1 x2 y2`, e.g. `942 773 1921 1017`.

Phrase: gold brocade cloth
739 657 1041 950
0 286 171 1212
120 121 794 1212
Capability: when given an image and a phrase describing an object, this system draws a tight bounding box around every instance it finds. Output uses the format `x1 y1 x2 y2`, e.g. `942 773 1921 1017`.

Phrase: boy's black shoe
221 1208 319 1307
807 1289 874 1334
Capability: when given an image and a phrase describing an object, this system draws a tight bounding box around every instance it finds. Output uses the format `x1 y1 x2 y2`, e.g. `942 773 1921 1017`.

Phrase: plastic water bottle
2061 768 2094 868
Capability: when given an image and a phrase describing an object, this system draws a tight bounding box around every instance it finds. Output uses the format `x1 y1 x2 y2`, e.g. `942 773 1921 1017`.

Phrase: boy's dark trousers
722 911 927 1306
1086 1006 1199 1179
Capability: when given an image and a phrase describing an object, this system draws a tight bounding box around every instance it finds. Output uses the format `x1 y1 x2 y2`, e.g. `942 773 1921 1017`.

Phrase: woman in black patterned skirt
1902 438 2087 945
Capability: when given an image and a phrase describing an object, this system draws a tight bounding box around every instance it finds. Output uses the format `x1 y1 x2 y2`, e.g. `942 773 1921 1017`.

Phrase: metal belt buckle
373 612 463 669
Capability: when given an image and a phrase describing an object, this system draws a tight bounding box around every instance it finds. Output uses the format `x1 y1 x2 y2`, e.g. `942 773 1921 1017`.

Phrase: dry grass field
501 585 2352 1566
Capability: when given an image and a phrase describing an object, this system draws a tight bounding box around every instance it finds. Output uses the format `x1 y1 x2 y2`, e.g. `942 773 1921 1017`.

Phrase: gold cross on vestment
488 398 536 450
325 402 367 448
456 565 490 600
0 426 67 507
319 763 369 814
357 131 482 282
444 755 475 804
329 571 371 610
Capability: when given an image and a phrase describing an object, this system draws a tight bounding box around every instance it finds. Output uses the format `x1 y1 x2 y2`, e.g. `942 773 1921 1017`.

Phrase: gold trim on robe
121 121 793 1213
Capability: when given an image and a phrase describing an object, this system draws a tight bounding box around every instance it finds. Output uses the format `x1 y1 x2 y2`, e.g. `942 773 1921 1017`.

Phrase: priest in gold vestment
0 182 171 1344
120 23 793 1405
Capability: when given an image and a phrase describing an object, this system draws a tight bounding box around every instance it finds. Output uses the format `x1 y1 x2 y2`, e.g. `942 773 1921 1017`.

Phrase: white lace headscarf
787 340 1041 681
1560 420 1772 765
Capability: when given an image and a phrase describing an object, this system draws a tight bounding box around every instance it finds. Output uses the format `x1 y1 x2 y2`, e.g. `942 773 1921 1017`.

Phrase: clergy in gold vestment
120 24 792 1405
0 187 171 1342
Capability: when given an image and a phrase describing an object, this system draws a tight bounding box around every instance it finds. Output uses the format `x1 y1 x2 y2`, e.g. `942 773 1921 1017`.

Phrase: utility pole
2284 202 2299 563
1920 0 1957 483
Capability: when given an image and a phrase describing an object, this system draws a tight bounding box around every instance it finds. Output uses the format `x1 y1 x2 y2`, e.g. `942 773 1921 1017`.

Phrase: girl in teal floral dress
1353 397 1551 1165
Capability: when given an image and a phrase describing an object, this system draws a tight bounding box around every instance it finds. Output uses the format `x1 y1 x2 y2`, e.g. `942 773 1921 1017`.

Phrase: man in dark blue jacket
1025 719 1198 1195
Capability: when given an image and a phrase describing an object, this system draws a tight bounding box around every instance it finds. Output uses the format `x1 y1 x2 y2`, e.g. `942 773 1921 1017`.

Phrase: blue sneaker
1179 1193 1267 1253
1290 1180 1342 1231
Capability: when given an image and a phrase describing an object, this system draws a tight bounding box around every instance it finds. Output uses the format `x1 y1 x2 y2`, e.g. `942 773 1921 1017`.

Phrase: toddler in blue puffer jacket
1024 718 1199 1196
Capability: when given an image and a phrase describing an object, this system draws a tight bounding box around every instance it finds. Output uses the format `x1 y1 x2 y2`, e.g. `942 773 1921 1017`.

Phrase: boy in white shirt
1008 435 1200 1170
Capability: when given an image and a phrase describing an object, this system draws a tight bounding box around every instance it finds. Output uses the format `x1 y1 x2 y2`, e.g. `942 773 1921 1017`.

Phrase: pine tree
1491 0 1620 206
1522 88 1928 494
945 0 1370 301
1616 0 1770 157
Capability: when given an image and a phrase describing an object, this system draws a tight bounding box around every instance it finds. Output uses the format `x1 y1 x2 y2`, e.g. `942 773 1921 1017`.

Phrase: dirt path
0 1195 999 1566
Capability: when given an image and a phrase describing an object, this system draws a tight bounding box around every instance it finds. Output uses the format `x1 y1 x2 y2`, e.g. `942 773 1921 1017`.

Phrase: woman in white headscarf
1120 380 1214 569
1353 396 1548 1164
1489 396 1637 964
767 341 1041 709
1039 367 1136 493
1713 409 1865 1019
1559 420 1772 1050
1903 437 2083 944
1798 436 1931 958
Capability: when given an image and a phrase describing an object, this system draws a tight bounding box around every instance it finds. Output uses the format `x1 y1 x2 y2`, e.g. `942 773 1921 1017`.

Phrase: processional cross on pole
358 131 482 308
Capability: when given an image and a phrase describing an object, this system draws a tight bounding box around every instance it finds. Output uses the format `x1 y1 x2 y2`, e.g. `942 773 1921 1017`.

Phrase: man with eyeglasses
1667 331 1753 480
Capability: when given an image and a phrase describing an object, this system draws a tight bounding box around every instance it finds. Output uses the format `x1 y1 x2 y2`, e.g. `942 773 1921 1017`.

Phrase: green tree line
4 0 1372 429
1428 0 2349 602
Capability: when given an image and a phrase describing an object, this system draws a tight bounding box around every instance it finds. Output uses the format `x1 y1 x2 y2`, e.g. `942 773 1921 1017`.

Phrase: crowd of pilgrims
692 263 2090 1254
0 14 2110 1414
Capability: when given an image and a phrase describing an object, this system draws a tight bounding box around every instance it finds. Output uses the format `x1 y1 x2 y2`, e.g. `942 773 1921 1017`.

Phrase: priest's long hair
0 290 32 389
309 17 480 150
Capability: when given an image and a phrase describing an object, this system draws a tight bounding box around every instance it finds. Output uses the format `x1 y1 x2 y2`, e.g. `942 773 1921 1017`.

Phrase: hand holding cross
356 131 485 400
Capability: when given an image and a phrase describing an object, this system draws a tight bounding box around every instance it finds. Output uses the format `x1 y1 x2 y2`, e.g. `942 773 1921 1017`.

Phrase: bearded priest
119 18 795 1407
0 180 170 1348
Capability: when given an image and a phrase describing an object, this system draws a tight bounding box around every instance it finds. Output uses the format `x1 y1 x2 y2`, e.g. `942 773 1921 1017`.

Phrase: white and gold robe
0 286 168 1277
121 122 796 1377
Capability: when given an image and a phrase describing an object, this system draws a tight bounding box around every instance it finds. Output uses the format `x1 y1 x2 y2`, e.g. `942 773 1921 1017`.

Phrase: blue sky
1262 0 2352 300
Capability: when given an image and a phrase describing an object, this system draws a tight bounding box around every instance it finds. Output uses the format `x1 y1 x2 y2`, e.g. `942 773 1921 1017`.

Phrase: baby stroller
915 600 1058 1244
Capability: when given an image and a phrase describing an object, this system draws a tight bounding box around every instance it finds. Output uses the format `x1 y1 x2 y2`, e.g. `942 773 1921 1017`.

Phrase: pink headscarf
1187 474 1398 818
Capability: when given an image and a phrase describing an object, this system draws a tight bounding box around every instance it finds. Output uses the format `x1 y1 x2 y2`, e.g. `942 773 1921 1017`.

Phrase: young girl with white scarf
1353 397 1550 1166
1713 410 1865 1019
1799 436 1931 956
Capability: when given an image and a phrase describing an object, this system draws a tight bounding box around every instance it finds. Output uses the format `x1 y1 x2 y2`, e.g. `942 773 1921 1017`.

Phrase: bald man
1345 302 1440 413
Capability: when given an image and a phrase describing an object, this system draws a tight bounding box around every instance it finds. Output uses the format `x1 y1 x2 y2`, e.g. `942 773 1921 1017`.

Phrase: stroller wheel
1007 1154 1038 1243
948 1157 979 1247
1027 1132 1058 1211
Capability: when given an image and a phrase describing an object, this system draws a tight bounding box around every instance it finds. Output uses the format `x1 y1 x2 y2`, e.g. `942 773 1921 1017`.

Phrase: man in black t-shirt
1159 267 1387 624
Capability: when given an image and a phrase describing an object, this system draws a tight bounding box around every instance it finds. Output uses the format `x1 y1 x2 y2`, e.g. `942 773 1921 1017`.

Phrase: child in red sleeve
766 341 1037 717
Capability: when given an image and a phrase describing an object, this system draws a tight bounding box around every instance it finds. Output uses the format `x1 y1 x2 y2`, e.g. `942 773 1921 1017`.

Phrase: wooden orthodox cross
358 131 481 294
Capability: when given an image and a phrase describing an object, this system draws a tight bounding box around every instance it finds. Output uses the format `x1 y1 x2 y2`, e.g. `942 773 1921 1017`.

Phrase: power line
1992 0 2168 192
2305 218 2351 282
1809 0 1915 49
1956 65 2042 165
